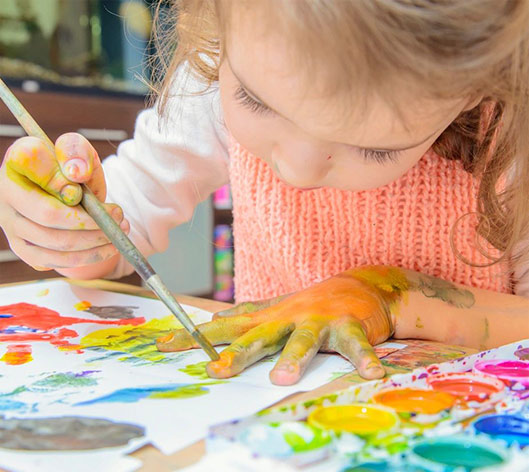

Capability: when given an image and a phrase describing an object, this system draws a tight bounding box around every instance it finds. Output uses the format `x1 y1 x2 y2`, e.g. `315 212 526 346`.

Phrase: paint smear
74 301 92 311
36 289 49 297
427 372 504 403
1 344 33 365
308 403 399 436
31 371 99 391
179 361 209 379
514 347 529 361
372 388 455 415
80 316 183 364
0 303 145 355
0 416 144 450
75 383 219 405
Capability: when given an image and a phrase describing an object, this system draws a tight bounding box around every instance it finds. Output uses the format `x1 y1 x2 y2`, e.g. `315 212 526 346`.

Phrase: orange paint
207 351 236 377
1 344 33 365
74 301 92 311
157 332 175 344
372 388 455 415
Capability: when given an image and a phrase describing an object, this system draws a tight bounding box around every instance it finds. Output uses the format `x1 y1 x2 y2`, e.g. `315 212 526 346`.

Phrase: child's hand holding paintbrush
0 79 218 360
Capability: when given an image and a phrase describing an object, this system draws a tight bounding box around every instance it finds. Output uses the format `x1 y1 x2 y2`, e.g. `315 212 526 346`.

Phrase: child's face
219 12 473 191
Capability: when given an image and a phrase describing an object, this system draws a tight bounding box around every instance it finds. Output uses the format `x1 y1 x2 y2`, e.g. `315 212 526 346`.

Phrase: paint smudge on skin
75 302 138 320
1 344 33 365
180 361 209 379
415 317 424 329
0 416 144 450
80 316 187 364
0 303 145 355
76 383 221 405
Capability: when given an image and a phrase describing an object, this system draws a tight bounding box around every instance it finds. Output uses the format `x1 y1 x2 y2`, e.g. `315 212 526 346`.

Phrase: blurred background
0 0 234 301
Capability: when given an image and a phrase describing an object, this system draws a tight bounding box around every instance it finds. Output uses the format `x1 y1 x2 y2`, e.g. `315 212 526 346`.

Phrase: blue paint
342 461 431 472
0 325 39 334
412 437 506 471
0 315 13 318
0 398 27 411
473 414 529 447
75 384 207 405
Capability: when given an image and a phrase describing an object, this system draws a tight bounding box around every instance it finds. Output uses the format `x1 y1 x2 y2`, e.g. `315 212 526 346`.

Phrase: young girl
1 0 529 386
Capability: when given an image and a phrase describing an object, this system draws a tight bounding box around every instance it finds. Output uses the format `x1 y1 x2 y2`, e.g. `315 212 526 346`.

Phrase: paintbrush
0 78 219 361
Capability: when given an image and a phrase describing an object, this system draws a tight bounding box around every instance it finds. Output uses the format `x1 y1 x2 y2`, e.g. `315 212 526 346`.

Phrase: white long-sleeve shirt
103 74 529 298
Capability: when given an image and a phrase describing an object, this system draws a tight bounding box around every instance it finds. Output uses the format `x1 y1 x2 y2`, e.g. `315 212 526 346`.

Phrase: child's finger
5 137 82 206
9 236 119 270
5 170 123 230
206 321 294 379
13 212 113 252
55 133 107 201
213 294 291 319
332 320 385 380
269 319 328 385
156 315 263 351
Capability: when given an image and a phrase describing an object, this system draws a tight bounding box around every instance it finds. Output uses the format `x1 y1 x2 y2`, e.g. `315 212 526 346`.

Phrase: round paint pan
307 403 399 437
427 372 505 406
473 414 529 447
341 460 433 472
409 435 508 471
237 421 331 466
371 388 455 425
473 359 529 386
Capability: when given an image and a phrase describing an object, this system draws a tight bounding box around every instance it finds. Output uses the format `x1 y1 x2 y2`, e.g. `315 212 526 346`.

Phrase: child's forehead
225 22 466 149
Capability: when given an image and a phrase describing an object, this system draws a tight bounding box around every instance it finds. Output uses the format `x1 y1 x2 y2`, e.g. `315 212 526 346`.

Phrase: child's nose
271 140 331 188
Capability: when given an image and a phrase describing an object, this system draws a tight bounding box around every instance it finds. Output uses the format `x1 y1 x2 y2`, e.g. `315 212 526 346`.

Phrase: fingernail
157 333 175 344
64 159 87 179
111 207 123 221
60 184 81 205
120 220 129 232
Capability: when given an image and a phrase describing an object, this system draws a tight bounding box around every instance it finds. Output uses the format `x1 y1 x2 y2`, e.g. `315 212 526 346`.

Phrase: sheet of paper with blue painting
0 280 406 459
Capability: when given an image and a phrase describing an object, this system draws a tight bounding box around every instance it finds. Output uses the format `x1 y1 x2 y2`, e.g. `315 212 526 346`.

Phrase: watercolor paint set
207 339 529 472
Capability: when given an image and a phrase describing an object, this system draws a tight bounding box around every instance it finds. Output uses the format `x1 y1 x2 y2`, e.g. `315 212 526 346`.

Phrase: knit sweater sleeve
102 71 229 279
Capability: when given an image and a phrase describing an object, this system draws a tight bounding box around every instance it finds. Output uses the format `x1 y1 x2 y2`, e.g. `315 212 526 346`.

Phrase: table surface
0 278 478 471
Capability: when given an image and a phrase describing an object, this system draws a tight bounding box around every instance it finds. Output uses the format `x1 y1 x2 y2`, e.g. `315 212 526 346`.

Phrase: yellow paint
36 288 49 297
416 317 424 329
308 403 399 435
372 388 455 414
74 301 92 311
80 316 182 363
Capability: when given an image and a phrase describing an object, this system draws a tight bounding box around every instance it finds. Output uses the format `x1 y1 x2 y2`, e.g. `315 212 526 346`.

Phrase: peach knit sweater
230 141 512 302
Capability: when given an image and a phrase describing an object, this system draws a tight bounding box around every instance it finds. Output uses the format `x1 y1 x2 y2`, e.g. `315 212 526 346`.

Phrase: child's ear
463 95 483 112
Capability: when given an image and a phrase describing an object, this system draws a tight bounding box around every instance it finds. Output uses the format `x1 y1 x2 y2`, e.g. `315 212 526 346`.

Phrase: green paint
33 373 97 390
413 438 505 469
149 383 218 399
282 426 331 453
414 275 475 308
179 361 209 380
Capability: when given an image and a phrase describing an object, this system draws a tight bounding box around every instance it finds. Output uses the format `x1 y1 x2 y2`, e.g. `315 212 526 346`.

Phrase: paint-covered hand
157 266 402 385
0 133 128 275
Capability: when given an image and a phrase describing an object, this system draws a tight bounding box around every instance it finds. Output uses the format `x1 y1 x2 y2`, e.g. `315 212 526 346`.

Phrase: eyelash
234 85 401 163
358 148 400 164
234 86 272 115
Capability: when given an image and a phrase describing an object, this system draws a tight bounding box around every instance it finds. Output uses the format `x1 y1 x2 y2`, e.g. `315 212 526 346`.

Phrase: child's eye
359 148 400 164
234 86 273 115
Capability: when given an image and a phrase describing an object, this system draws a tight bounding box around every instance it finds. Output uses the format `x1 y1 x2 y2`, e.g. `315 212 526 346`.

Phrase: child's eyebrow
228 58 442 151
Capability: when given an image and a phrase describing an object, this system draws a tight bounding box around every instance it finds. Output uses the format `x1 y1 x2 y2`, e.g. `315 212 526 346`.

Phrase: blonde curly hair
151 0 529 271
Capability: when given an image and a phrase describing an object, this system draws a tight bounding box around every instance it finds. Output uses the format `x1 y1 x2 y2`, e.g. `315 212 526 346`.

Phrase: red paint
1 344 33 365
474 359 529 386
0 303 145 349
427 372 504 403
